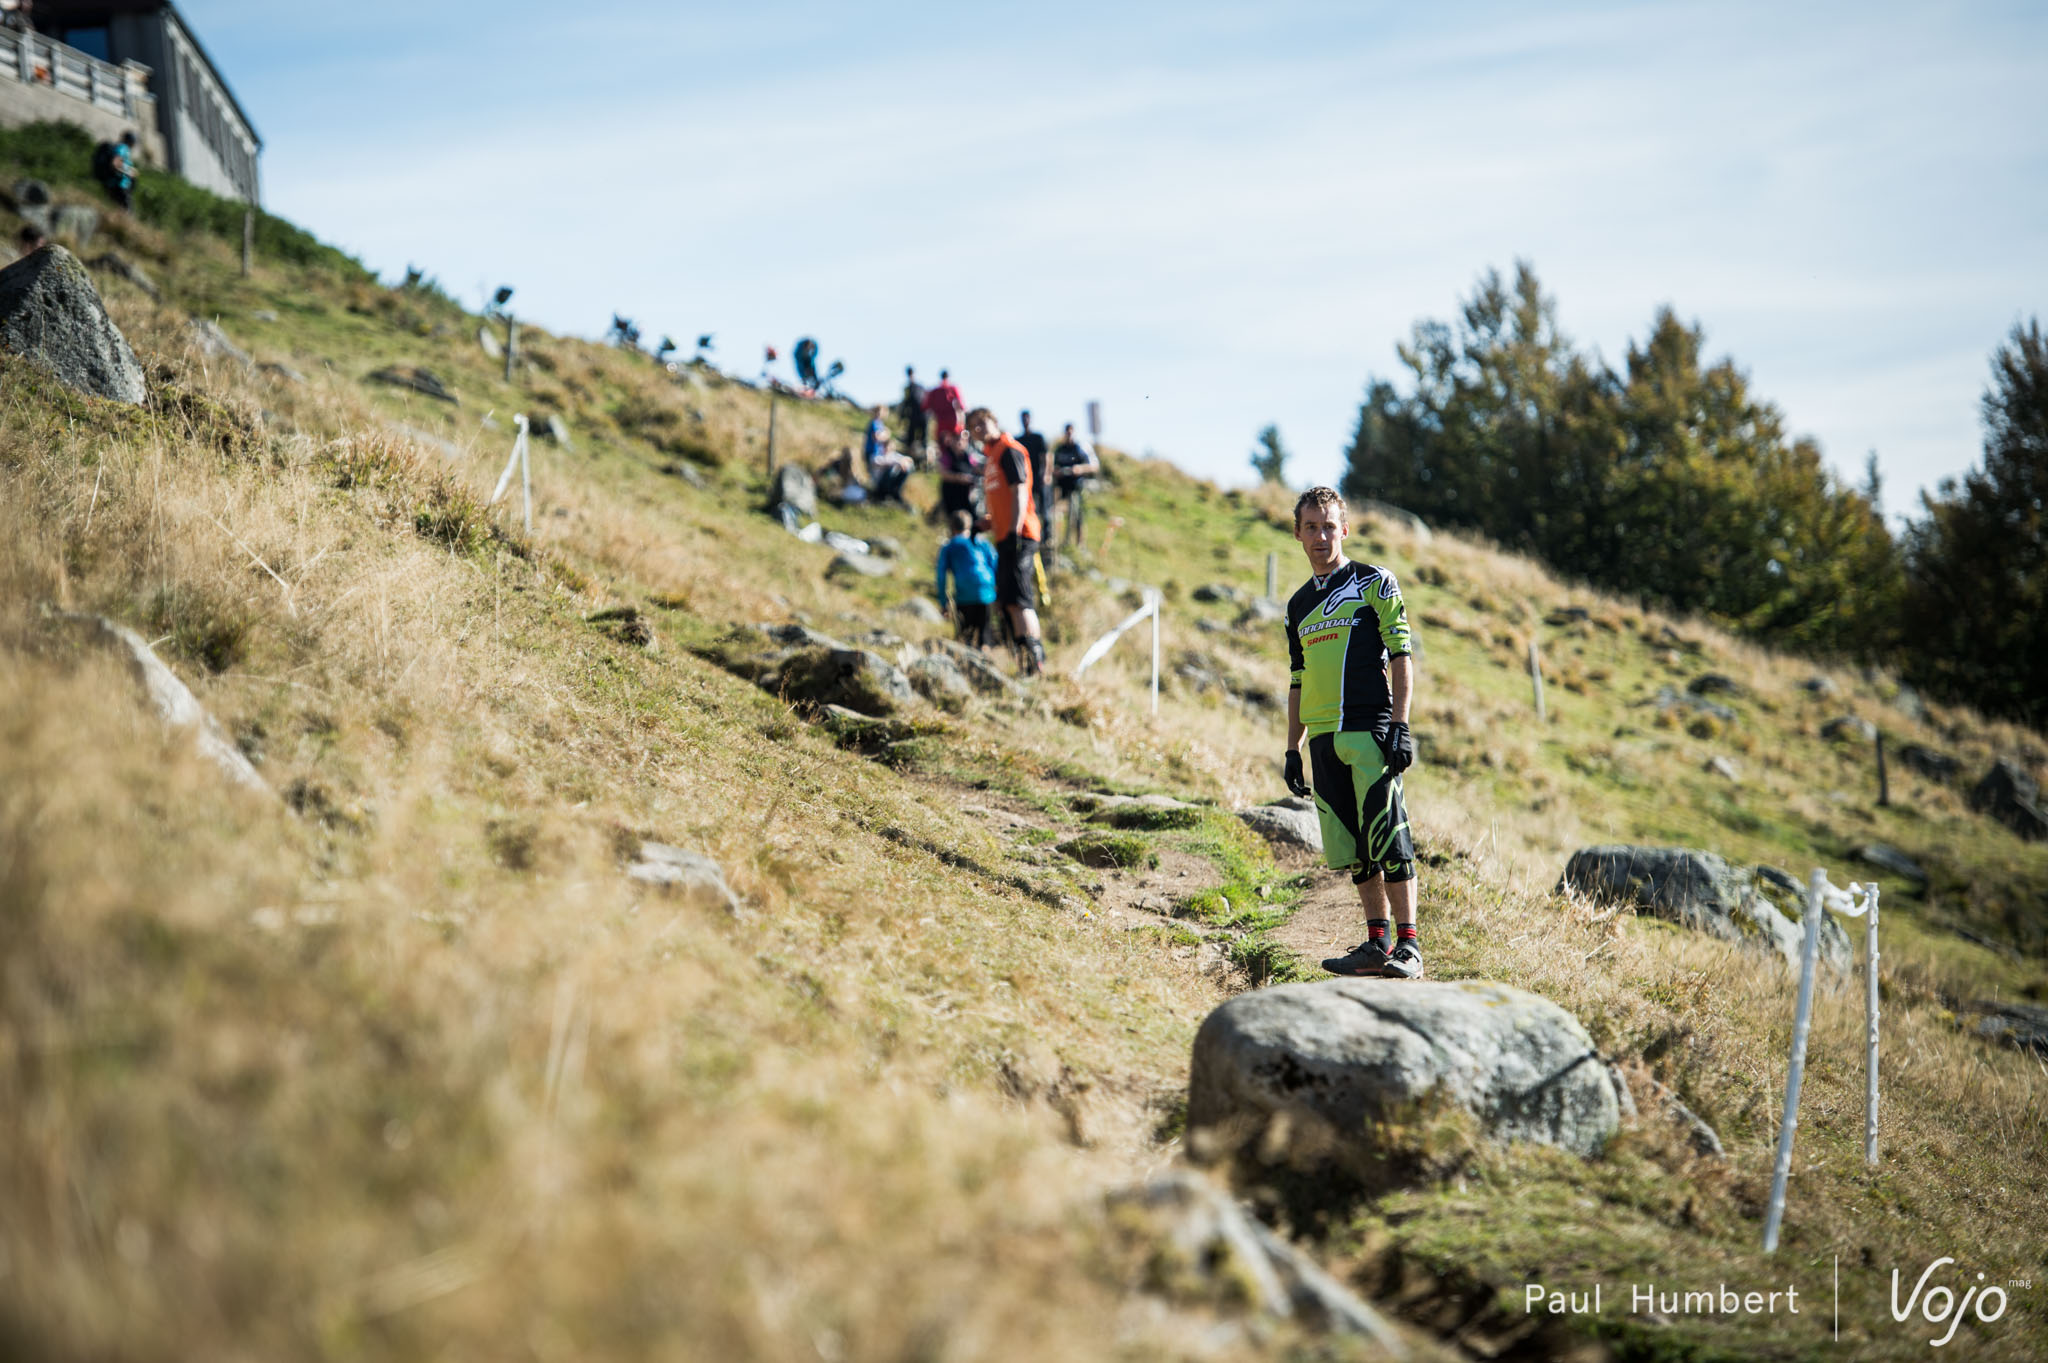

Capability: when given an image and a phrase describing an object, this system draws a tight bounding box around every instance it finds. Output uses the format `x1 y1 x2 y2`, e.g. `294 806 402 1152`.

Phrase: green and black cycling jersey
1286 559 1413 736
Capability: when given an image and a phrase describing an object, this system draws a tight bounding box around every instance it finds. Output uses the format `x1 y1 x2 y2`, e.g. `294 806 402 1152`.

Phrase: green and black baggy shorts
1306 730 1415 882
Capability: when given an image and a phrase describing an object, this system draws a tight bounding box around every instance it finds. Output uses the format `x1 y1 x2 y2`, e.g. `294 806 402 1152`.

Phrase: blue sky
188 0 2045 513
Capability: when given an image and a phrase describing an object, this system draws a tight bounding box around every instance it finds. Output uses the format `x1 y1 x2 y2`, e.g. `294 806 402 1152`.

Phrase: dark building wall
41 1 259 203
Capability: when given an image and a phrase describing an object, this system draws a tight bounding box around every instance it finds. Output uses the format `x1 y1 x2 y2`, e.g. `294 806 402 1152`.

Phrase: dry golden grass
0 210 2043 1362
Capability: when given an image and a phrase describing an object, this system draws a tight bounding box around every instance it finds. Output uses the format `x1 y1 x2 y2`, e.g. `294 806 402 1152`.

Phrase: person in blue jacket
935 510 998 649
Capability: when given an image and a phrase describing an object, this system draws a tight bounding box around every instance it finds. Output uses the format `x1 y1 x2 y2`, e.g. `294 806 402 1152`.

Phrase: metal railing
0 28 144 118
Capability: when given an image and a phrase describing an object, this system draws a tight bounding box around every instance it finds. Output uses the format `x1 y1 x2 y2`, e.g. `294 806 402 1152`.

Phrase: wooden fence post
1266 551 1278 601
765 392 779 477
1528 639 1546 722
241 208 252 276
1875 732 1889 807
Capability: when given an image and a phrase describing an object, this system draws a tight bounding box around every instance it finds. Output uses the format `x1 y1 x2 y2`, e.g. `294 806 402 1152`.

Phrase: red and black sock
1397 922 1419 946
1367 918 1390 949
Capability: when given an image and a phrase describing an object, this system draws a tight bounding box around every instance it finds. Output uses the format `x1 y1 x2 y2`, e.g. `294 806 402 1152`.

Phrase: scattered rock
535 412 572 450
905 652 973 706
1801 676 1840 698
1855 843 1925 883
1969 758 2048 842
1191 583 1243 605
1890 685 1927 722
923 638 1017 696
1188 979 1620 1160
48 203 99 246
86 251 160 301
1234 597 1285 629
1650 686 1736 723
1105 1171 1406 1345
250 309 279 323
1895 743 1960 783
0 245 146 403
780 646 916 716
893 596 944 623
1084 793 1204 830
51 610 269 795
660 459 707 489
586 605 657 651
868 535 904 560
827 550 894 580
1237 797 1322 854
9 178 52 232
189 316 250 367
767 463 816 522
367 365 458 403
1964 1001 2048 1058
822 529 870 556
624 841 742 914
257 360 305 385
1703 754 1741 782
1688 673 1743 697
754 622 849 652
1821 715 1877 743
477 325 502 359
1620 1069 1724 1158
1557 846 1851 973
1544 606 1591 626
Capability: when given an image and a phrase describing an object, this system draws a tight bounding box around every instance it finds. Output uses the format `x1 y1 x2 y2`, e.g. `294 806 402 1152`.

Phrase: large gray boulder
1969 758 2048 842
1237 797 1322 853
1189 979 1619 1159
0 245 146 403
905 652 973 707
923 638 1016 696
1558 846 1851 974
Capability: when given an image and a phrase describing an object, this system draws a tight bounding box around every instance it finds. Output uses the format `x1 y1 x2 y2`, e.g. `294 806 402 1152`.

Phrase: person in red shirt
923 368 966 461
967 406 1045 676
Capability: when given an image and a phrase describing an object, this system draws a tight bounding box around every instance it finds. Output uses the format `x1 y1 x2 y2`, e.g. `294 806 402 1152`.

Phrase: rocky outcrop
53 610 269 795
1237 797 1322 853
1106 1171 1406 1346
1557 846 1851 973
1895 743 1960 783
905 652 972 707
1856 842 1926 883
1964 1001 2048 1058
779 647 915 717
1188 979 1620 1160
624 841 741 914
1821 715 1877 743
367 365 458 403
0 245 146 403
767 463 816 521
1969 758 2048 842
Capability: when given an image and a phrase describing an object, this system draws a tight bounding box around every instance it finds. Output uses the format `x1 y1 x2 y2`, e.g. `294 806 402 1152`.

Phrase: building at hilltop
0 0 258 203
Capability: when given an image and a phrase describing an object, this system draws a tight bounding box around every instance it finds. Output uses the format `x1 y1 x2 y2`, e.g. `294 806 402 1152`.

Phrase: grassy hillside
1 158 2045 1363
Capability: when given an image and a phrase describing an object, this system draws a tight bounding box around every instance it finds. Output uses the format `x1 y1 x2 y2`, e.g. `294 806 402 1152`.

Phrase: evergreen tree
1249 424 1290 485
1342 266 1902 657
1902 320 2048 724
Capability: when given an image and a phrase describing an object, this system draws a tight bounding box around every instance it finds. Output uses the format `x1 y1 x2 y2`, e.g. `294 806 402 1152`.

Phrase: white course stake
489 414 533 534
1764 874 1879 1251
1073 589 1161 713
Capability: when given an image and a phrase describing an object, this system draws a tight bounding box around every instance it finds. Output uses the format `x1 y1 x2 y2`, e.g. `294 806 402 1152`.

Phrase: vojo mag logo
1891 1256 2012 1348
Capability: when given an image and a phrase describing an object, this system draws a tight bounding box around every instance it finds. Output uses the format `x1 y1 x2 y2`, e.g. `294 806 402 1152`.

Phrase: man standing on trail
1282 486 1423 979
968 407 1046 677
899 366 928 464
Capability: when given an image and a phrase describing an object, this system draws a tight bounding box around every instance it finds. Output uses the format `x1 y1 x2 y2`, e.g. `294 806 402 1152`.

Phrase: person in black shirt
898 366 928 465
1051 424 1101 551
1017 410 1052 548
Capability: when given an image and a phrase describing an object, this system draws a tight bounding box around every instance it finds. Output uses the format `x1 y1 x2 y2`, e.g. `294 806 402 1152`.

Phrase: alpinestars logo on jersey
1307 570 1374 627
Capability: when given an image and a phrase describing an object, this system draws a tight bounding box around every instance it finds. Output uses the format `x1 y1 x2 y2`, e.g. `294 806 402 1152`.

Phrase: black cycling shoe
1321 939 1391 977
1381 941 1425 980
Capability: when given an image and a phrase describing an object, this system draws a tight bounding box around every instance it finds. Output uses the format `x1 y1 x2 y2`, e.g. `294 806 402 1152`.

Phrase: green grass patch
1057 831 1158 869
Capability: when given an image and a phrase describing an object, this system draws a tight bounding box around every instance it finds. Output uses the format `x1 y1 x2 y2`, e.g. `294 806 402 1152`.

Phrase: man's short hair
1293 485 1348 531
964 406 994 431
939 368 949 380
950 509 972 536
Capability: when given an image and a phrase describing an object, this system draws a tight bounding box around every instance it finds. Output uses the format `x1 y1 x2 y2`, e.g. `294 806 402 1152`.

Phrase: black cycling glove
1379 722 1415 775
1283 750 1310 798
